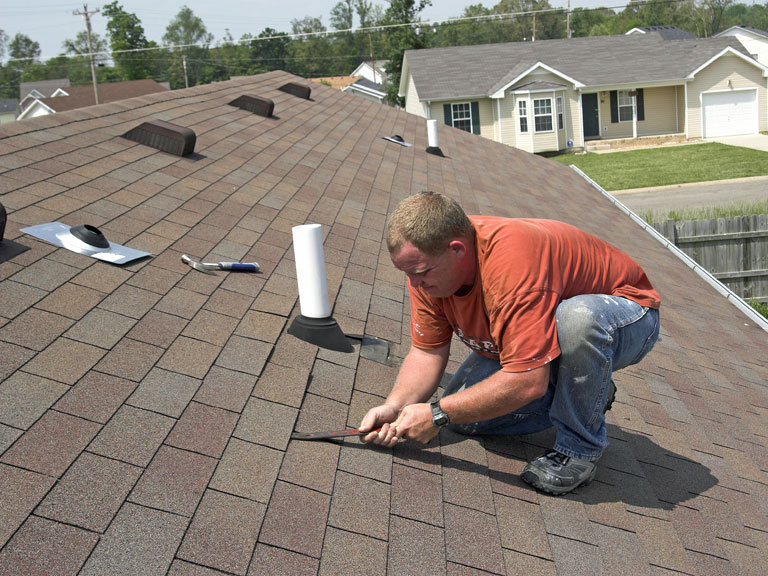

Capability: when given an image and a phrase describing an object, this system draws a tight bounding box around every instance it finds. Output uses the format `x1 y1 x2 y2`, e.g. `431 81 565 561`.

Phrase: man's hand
359 404 400 447
390 403 439 444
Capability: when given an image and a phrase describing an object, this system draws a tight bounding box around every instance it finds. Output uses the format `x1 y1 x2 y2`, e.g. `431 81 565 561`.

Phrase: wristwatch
430 399 451 427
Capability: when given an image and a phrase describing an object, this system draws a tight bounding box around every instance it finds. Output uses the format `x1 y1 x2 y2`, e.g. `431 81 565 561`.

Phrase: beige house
400 34 768 153
715 26 768 66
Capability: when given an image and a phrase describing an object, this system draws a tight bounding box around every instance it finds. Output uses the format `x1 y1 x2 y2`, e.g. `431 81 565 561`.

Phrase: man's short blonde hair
387 191 474 256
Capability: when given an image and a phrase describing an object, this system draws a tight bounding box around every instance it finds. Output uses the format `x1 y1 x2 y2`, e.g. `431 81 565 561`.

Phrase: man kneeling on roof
359 191 661 495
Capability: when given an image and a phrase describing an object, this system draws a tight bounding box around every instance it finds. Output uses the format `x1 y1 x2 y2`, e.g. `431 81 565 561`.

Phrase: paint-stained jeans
443 295 661 461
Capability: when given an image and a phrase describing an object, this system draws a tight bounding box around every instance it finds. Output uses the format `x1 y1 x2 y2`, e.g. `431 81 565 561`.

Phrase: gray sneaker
520 450 597 495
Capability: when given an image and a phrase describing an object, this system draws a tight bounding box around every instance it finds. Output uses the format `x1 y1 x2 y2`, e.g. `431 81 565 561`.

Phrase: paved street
613 176 768 216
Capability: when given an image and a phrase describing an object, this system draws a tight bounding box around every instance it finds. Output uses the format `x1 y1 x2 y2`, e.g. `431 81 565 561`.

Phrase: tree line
1 0 766 106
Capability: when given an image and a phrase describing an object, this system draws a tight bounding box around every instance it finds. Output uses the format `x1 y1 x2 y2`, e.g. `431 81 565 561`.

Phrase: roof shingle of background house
0 70 767 575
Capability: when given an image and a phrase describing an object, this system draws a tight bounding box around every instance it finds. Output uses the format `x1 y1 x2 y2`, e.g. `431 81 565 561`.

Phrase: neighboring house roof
19 78 71 101
342 76 388 100
310 75 360 90
0 99 17 114
19 79 169 118
716 25 768 39
402 35 755 101
1 70 768 575
625 25 698 40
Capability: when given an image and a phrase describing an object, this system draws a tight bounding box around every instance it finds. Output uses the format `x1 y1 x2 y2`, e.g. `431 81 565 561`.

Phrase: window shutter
471 101 480 134
443 104 452 126
610 91 618 123
637 88 645 121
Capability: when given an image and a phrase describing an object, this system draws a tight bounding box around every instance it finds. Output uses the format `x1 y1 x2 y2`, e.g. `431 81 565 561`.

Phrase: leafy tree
249 28 291 72
382 0 432 106
163 5 213 88
331 1 355 30
103 2 158 80
0 29 8 63
9 33 41 66
62 30 109 68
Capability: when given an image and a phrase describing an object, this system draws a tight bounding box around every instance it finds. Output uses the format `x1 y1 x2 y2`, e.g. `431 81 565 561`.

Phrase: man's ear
448 239 468 259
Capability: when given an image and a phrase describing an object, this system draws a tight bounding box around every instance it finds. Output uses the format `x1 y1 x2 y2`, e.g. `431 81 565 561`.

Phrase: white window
533 98 553 132
618 90 634 122
556 96 564 130
451 103 472 132
518 100 528 133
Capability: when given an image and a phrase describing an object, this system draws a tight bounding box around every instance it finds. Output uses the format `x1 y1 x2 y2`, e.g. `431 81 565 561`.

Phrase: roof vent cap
229 95 274 117
279 82 312 100
122 120 196 156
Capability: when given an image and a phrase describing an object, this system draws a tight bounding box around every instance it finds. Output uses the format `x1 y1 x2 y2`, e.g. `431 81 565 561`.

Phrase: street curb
612 174 768 195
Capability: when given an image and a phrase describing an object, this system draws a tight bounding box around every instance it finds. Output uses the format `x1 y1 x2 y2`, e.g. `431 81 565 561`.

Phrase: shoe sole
520 465 597 496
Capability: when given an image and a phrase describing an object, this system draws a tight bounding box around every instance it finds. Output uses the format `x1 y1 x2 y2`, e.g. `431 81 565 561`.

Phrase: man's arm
359 344 450 445
382 362 550 446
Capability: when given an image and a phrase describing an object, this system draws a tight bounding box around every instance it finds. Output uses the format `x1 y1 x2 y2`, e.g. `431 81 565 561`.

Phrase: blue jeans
443 295 661 461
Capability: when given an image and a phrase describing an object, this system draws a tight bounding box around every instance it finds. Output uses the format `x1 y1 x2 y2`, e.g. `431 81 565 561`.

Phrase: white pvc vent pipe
427 119 439 148
292 223 330 318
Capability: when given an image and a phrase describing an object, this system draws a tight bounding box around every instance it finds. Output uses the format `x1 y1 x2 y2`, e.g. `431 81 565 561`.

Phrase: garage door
702 90 758 138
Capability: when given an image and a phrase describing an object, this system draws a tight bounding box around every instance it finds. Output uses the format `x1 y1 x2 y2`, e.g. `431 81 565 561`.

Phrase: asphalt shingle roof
405 35 750 101
1 69 767 575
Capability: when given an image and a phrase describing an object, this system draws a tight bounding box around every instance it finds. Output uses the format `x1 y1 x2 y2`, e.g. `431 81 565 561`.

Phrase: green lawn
551 142 768 191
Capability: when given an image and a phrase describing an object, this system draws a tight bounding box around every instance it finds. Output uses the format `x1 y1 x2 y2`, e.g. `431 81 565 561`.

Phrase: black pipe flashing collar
0 201 6 241
278 82 312 100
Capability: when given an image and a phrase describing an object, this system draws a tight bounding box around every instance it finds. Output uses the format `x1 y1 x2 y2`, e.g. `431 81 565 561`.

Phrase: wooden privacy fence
651 215 768 303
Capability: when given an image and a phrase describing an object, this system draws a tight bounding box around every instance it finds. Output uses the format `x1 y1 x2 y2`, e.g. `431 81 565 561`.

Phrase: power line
4 1 687 65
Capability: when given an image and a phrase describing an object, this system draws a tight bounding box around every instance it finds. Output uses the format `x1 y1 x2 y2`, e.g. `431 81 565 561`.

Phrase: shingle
309 358 355 403
0 371 69 429
128 445 216 517
157 336 221 379
388 516 446 576
258 481 331 558
444 504 506 574
215 335 272 376
209 438 283 503
234 309 287 343
328 471 390 539
79 503 188 576
36 451 142 532
248 544 319 576
319 527 388 576
165 401 238 458
9 257 79 291
235 396 297 452
127 367 201 418
194 366 255 412
0 410 100 477
177 490 265 575
63 307 136 348
125 309 188 348
0 515 98 575
33 281 105 320
21 337 105 384
0 425 22 454
252 362 310 408
88 405 174 467
391 463 443 527
0 464 56 547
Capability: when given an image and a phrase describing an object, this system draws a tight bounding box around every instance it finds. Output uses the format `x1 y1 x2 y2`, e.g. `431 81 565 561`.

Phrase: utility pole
567 0 572 39
74 4 100 105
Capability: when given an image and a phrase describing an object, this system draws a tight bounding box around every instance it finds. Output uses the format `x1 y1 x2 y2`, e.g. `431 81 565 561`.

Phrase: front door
582 93 600 139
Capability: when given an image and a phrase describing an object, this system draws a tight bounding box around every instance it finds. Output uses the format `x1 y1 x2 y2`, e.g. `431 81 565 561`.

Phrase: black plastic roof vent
122 120 196 156
278 82 311 100
229 95 275 117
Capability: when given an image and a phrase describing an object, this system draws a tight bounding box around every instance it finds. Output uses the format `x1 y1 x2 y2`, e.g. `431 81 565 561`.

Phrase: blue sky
2 1 618 62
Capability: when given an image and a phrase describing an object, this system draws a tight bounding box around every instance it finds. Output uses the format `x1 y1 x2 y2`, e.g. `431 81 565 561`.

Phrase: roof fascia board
491 62 583 98
510 86 568 95
51 88 69 97
398 57 410 98
717 26 768 40
585 79 685 91
688 46 768 78
344 85 386 98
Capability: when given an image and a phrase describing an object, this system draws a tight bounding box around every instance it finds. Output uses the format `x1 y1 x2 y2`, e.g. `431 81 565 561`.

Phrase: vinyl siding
404 74 425 117
687 52 767 138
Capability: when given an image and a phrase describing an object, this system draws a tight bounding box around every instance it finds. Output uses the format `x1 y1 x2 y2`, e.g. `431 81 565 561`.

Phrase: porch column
632 92 638 139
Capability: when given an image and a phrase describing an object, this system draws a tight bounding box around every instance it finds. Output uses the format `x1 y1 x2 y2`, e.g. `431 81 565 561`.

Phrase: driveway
705 133 768 151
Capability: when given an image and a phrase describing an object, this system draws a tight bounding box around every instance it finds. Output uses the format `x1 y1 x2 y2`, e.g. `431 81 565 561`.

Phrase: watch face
431 401 449 426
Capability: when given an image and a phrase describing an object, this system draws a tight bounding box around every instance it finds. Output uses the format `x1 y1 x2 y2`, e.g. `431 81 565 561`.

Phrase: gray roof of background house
629 26 698 40
404 35 751 101
1 70 767 575
0 100 17 114
19 78 71 100
349 77 388 95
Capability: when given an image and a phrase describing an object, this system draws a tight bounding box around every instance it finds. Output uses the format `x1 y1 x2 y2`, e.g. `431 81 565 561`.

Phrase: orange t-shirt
408 217 661 373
